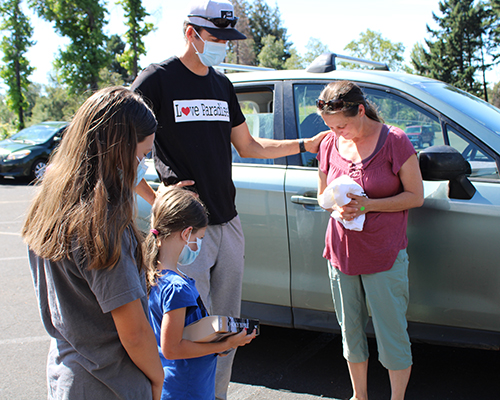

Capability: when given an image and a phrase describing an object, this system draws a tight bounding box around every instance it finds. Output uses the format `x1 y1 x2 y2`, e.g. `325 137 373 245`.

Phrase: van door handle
291 195 319 206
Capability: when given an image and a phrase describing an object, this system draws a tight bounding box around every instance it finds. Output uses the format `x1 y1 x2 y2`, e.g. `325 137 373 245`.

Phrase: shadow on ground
0 177 32 186
231 325 500 400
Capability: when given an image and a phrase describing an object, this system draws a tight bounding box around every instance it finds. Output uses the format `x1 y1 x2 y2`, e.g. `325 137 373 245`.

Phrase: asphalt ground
1 178 499 400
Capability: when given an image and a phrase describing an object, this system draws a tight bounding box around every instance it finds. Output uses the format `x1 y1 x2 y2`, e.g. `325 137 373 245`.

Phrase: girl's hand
219 328 257 356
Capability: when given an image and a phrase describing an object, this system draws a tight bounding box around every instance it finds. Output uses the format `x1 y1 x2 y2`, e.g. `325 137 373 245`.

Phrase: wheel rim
33 161 47 180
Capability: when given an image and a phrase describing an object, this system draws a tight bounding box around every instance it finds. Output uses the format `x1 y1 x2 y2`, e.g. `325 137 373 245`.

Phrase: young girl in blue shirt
145 186 256 400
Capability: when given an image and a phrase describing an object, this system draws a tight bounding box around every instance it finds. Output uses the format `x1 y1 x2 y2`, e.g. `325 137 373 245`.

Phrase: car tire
30 159 47 181
418 137 423 148
428 138 434 146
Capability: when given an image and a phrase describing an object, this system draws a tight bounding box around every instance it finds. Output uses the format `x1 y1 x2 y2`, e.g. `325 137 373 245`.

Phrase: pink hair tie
150 229 159 236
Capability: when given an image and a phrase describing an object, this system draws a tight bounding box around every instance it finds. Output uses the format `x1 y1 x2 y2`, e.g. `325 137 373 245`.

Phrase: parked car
0 121 68 180
137 53 500 350
405 124 435 148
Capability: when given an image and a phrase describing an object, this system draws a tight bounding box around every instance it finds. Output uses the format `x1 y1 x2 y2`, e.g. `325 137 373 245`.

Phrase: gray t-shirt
29 227 152 400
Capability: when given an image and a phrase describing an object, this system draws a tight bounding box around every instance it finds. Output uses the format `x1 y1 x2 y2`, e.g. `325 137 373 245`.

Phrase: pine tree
29 0 110 94
247 0 292 65
0 0 35 129
116 0 154 81
107 34 129 83
412 0 487 97
227 0 256 65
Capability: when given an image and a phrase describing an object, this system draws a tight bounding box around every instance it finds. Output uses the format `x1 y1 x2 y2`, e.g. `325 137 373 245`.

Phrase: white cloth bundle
317 175 366 231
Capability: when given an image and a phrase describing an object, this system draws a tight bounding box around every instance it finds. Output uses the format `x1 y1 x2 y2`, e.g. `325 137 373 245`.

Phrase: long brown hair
317 80 383 122
22 87 157 271
144 186 208 289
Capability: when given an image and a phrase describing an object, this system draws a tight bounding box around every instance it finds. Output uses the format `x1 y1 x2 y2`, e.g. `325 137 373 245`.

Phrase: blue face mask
178 231 203 266
192 29 227 67
135 156 148 186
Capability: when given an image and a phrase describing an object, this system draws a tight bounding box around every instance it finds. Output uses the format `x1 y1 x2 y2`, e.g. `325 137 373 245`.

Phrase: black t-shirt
131 57 246 224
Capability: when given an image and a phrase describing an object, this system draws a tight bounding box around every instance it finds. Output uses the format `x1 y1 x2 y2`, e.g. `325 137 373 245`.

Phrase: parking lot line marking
0 231 21 236
0 256 27 261
0 200 31 204
0 336 50 346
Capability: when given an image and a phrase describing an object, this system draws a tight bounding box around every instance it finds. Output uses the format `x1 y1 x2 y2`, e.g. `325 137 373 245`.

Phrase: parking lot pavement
2 180 499 400
228 383 340 399
0 180 50 400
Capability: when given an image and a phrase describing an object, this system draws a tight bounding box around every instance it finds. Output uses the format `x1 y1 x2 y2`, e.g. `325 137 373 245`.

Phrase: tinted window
293 84 328 167
233 90 274 165
10 125 63 144
446 125 499 180
363 88 444 150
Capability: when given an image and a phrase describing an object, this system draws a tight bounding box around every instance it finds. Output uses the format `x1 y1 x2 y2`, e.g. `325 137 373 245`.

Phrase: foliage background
1 0 500 137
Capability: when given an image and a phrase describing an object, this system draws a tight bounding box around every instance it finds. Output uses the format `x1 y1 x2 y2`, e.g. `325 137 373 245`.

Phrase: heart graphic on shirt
181 107 190 116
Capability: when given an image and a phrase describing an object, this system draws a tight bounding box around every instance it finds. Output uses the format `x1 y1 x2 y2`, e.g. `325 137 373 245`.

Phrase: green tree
303 38 330 67
483 0 500 101
488 80 500 107
248 0 292 65
29 75 87 124
257 34 287 69
344 29 405 71
107 34 129 83
408 43 427 74
0 93 17 138
412 0 487 98
486 0 500 61
116 0 154 81
0 0 34 129
30 0 110 94
227 0 256 65
283 48 303 70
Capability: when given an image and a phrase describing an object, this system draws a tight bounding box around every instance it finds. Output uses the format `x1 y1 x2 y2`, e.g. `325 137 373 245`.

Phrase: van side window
233 90 274 165
293 84 328 168
363 88 444 150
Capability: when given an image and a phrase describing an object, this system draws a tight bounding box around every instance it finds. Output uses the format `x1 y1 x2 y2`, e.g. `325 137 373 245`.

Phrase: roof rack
306 53 390 73
216 63 276 72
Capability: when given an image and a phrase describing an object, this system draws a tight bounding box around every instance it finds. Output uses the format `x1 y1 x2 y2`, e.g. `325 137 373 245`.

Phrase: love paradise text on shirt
174 100 230 123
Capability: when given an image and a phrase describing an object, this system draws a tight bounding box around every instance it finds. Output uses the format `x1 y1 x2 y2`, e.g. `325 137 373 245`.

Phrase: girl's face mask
178 230 203 266
117 156 148 187
135 156 148 186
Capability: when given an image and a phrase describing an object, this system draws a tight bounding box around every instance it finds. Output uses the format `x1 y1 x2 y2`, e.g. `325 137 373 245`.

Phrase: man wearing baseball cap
132 1 325 398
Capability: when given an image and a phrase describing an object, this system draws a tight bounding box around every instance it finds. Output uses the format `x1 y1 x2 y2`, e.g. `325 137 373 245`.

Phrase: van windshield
418 81 500 135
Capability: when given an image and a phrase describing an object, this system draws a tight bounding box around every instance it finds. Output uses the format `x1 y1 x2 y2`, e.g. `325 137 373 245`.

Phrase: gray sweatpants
178 215 245 400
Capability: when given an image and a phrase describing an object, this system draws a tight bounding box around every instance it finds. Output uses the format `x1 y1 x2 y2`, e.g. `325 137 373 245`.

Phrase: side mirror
419 145 476 200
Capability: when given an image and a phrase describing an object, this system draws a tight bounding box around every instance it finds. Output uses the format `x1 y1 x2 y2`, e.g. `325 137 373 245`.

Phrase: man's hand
157 181 195 195
304 130 329 153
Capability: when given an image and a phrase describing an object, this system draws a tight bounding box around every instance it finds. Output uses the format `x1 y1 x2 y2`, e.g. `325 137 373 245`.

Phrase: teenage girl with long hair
145 186 255 400
22 87 164 400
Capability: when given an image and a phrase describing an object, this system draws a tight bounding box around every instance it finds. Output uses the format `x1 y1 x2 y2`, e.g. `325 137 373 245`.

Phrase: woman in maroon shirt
316 81 423 400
